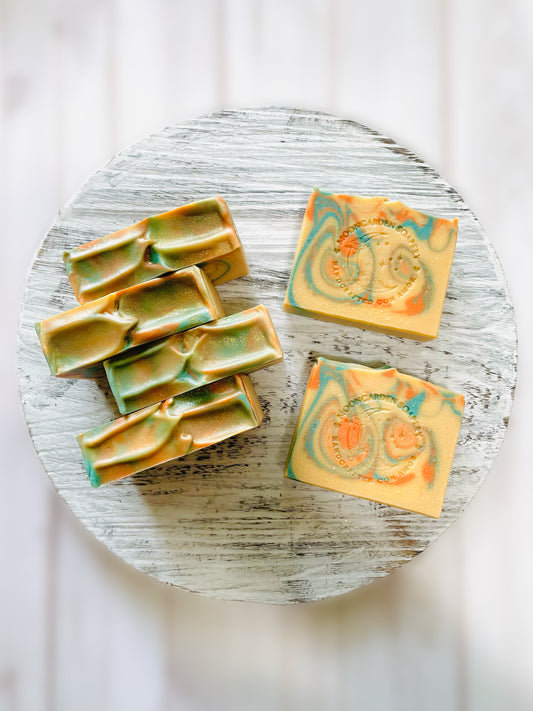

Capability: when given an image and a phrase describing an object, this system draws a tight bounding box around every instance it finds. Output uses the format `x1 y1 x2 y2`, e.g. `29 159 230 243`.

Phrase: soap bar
35 266 224 377
104 305 283 414
77 374 263 486
284 189 459 340
64 196 248 304
286 357 464 518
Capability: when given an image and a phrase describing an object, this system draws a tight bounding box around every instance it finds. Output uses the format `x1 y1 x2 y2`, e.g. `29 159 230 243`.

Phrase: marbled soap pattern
284 189 459 340
78 374 263 487
105 305 283 414
286 358 464 518
35 266 225 377
64 196 248 304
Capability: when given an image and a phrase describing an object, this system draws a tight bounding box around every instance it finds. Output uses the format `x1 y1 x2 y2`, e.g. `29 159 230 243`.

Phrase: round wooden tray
18 108 517 603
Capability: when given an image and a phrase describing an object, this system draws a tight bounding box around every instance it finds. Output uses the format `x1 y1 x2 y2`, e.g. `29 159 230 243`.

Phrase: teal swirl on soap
285 358 465 517
284 190 459 340
104 305 283 414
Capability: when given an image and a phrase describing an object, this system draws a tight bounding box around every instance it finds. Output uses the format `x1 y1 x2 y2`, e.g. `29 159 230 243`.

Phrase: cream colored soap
286 358 465 518
284 189 459 340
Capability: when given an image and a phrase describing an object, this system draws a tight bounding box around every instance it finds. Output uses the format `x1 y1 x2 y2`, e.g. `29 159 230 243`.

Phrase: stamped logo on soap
331 393 424 484
331 220 423 306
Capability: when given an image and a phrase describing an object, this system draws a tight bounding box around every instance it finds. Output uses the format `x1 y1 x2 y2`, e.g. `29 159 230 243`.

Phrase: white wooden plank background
2 0 532 709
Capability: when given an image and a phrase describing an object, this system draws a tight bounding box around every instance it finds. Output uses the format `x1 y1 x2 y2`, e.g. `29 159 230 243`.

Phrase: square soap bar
105 305 283 414
285 358 464 518
284 189 459 340
64 196 248 304
77 374 263 487
35 266 224 377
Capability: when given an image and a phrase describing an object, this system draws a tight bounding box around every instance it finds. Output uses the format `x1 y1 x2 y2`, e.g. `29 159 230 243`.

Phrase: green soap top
35 266 224 377
104 304 283 414
77 374 263 486
64 196 248 303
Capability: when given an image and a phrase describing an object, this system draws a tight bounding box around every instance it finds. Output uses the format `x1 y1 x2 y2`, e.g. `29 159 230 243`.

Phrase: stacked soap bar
64 196 248 303
36 266 224 377
78 375 262 487
286 357 464 518
105 305 283 414
284 189 459 340
36 196 283 487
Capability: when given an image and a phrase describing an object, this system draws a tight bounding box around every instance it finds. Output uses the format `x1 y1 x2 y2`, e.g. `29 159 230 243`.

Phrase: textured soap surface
105 305 283 414
35 266 224 377
286 358 464 518
77 374 263 487
64 196 248 303
284 189 458 340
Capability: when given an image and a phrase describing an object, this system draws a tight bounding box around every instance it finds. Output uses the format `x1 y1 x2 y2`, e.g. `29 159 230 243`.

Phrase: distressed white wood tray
18 108 517 604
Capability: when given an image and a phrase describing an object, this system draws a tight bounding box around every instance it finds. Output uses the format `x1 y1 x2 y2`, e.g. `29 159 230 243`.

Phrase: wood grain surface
4 1 533 709
17 107 516 604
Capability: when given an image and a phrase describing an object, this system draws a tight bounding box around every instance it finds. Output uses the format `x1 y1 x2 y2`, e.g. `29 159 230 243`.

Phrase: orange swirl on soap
284 190 459 340
287 359 465 518
287 191 433 309
298 359 444 490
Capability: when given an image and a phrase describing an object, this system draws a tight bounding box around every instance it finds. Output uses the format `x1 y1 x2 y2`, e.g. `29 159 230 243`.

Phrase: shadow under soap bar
35 266 224 377
284 189 459 340
64 196 248 304
105 304 283 414
77 374 263 487
286 357 464 518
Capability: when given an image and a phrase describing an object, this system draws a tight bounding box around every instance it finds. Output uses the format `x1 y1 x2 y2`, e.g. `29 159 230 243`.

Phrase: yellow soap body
285 358 465 518
284 190 459 340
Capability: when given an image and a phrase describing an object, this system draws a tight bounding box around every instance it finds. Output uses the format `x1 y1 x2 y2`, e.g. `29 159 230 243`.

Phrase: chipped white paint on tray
17 108 517 604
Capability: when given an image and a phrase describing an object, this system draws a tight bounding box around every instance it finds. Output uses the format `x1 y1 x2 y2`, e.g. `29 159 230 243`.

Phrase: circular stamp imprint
332 220 423 305
331 393 424 482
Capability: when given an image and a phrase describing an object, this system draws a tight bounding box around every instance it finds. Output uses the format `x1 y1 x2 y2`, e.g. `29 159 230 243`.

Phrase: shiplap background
2 1 532 710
